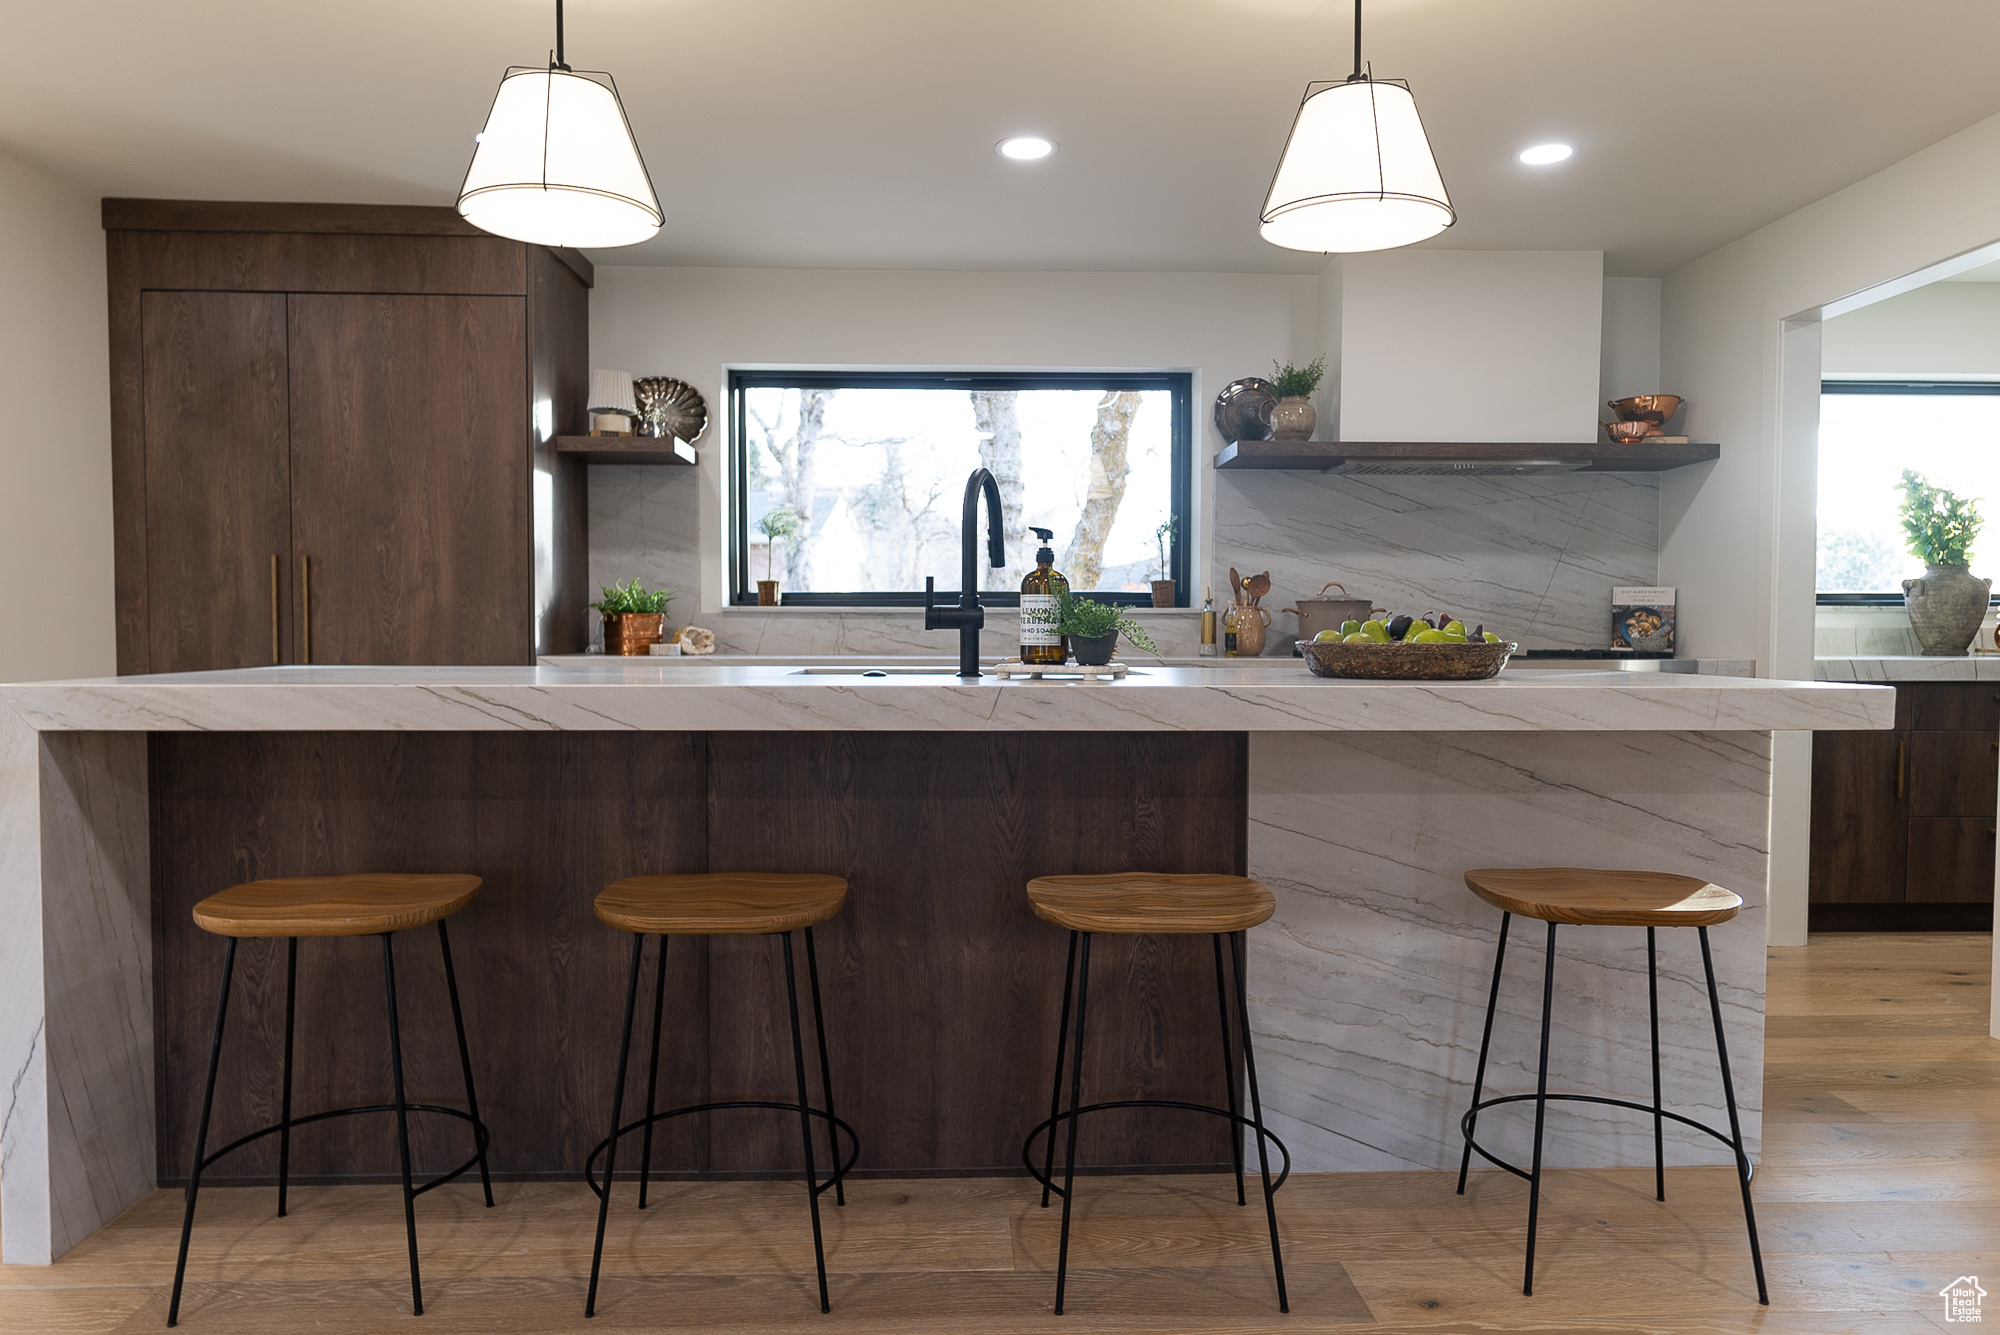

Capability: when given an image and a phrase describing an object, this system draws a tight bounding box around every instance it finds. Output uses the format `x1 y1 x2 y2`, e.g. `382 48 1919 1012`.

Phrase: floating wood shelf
1214 439 1720 474
555 435 697 465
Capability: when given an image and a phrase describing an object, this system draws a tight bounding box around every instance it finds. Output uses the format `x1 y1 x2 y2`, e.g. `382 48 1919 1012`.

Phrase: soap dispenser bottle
1019 526 1069 665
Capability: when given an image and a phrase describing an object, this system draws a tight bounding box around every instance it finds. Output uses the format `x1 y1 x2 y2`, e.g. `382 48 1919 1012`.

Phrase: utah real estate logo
1942 1276 1987 1324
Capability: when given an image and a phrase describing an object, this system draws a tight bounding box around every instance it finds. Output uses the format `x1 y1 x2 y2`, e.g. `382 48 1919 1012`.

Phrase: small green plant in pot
1898 469 1990 655
1267 357 1325 441
1056 590 1161 666
755 505 804 603
592 578 674 655
1151 516 1178 607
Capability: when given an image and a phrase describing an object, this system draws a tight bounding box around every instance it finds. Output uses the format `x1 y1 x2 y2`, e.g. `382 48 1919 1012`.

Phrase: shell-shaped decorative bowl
633 376 710 445
1299 639 1517 681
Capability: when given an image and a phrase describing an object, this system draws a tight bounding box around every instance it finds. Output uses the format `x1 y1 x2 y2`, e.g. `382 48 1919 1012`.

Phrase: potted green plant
1056 590 1162 666
756 505 804 604
1268 357 1326 441
592 578 674 655
1151 516 1178 607
1898 470 1990 655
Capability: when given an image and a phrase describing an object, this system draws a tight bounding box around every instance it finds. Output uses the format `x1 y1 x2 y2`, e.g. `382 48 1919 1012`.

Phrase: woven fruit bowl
1299 639 1517 681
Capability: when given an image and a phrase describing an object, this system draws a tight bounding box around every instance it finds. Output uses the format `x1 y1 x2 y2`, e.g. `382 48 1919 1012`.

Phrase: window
729 371 1191 606
1817 380 2000 601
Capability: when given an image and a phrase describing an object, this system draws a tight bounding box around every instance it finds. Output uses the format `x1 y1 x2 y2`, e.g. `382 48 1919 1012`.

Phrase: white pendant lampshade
459 66 662 248
588 368 636 416
1260 77 1453 253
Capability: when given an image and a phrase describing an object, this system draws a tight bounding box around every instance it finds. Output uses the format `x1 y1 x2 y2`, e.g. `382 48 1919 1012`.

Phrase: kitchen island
0 662 1893 1263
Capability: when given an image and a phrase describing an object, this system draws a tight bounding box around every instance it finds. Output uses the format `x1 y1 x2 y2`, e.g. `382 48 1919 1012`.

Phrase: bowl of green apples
1299 612 1516 681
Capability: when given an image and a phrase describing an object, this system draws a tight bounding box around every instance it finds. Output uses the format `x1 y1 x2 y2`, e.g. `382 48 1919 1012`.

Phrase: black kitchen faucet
925 468 1005 678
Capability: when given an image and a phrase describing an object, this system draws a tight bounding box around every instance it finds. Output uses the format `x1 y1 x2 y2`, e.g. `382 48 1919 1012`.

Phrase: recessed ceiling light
997 136 1056 161
1518 142 1574 166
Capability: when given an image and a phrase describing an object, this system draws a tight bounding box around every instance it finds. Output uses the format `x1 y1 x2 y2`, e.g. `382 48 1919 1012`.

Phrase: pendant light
1259 0 1453 254
457 0 662 249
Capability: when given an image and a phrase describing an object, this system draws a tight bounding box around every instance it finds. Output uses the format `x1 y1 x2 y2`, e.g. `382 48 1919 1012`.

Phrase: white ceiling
6 0 2000 276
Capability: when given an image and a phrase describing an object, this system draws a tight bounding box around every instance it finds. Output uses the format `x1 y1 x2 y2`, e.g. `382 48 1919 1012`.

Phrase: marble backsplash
588 462 1660 656
1215 470 1660 653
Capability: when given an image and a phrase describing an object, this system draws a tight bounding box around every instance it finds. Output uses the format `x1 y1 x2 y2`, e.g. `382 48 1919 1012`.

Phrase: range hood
1214 439 1718 474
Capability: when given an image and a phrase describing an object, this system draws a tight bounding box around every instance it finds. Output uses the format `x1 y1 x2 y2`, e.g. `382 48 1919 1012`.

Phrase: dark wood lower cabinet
1811 683 1997 930
151 731 1247 1185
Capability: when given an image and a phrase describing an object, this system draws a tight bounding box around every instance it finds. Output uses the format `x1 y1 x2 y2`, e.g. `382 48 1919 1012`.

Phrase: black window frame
728 369 1193 608
1816 379 2000 605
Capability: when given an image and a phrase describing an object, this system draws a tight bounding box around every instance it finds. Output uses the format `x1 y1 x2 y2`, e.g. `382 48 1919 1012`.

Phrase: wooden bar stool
1455 867 1766 1305
168 874 494 1327
584 873 858 1318
1021 874 1289 1316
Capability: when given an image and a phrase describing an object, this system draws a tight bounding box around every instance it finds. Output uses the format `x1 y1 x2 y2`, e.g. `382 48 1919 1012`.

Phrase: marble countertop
0 662 1894 733
1816 655 2000 682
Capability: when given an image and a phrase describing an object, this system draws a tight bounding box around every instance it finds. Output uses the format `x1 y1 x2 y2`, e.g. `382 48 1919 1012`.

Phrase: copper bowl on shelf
1608 394 1682 426
1604 419 1653 444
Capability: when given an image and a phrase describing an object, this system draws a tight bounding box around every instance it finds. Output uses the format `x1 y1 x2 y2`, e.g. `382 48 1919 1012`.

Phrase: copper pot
603 612 665 655
1281 582 1384 642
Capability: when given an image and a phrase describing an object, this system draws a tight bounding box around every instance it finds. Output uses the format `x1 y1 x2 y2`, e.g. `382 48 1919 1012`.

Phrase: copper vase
603 612 665 655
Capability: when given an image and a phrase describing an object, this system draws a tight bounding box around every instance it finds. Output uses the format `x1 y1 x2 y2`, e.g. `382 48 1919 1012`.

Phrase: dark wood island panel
151 731 1248 1186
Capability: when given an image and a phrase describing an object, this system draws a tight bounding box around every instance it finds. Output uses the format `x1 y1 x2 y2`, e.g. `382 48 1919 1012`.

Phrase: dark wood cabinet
287 294 530 665
107 201 591 673
1810 682 1997 928
140 292 291 673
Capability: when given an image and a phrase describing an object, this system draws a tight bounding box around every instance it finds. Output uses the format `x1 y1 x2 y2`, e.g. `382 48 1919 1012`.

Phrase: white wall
1662 108 2000 675
0 149 113 683
1822 280 2000 378
590 266 1320 614
1601 276 1663 412
1338 250 1603 444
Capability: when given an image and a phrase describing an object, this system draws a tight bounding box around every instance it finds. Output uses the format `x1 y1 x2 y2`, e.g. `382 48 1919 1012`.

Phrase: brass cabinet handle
1895 738 1907 800
270 555 280 664
301 556 311 665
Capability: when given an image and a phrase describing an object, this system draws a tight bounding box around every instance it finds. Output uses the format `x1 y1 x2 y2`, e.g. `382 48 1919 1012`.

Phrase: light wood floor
2 932 1992 1334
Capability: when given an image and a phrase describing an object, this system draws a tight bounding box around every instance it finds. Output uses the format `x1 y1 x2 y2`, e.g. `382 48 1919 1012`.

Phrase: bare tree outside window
736 375 1183 601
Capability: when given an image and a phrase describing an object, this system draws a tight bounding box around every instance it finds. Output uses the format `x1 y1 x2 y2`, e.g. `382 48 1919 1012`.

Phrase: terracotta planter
1268 396 1316 442
1904 564 1992 655
757 580 780 606
1151 579 1176 608
603 612 665 656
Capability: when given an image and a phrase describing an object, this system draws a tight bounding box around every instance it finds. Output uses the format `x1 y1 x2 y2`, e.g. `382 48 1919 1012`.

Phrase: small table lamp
589 369 637 435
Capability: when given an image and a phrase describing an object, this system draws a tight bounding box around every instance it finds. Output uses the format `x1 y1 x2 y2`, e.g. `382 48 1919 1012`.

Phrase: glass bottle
1019 526 1070 665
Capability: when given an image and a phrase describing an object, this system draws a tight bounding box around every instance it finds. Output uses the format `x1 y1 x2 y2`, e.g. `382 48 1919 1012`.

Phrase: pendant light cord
1351 0 1362 81
551 0 570 71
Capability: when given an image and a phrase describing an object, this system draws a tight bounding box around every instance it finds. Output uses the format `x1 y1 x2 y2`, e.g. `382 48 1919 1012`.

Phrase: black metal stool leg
1039 930 1079 1210
1231 930 1289 1313
637 935 669 1210
1522 921 1558 1297
380 932 424 1316
437 919 494 1208
1648 926 1665 1203
1458 911 1512 1194
168 936 237 1328
586 932 647 1318
277 936 298 1219
1699 926 1769 1306
1053 931 1093 1317
1212 933 1246 1206
803 926 845 1207
779 932 832 1314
